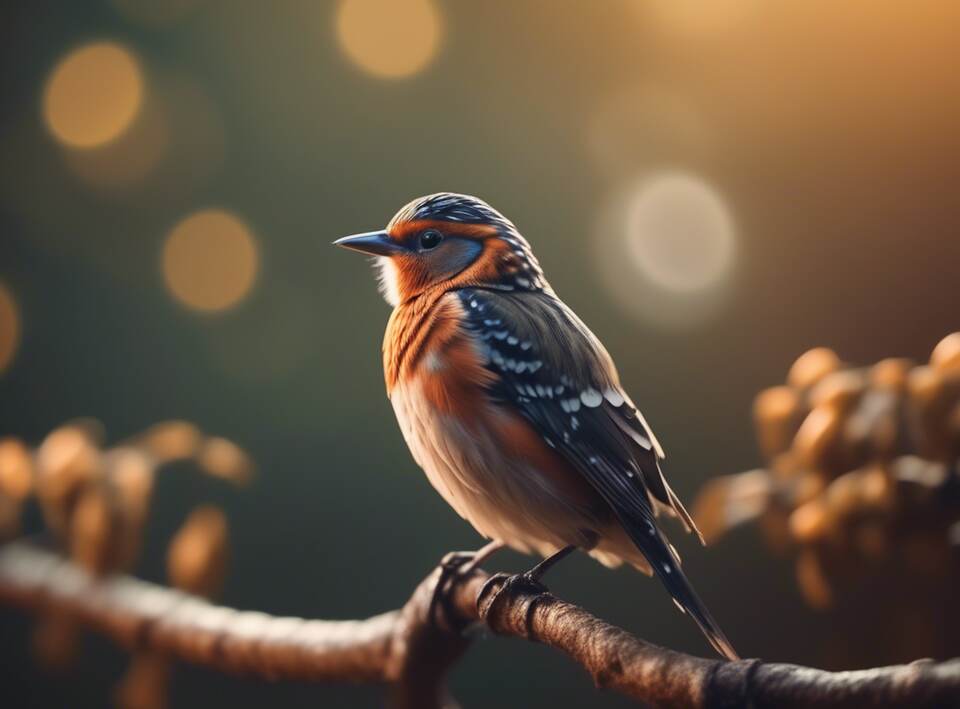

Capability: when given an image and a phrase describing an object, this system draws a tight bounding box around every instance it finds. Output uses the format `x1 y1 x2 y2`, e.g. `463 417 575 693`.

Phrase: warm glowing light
643 0 759 39
197 437 254 484
108 448 154 522
167 506 228 596
43 42 145 149
139 420 202 461
63 91 169 188
68 76 226 197
162 209 259 313
336 0 442 78
0 438 33 500
626 173 736 293
63 76 225 194
594 175 738 329
0 282 20 373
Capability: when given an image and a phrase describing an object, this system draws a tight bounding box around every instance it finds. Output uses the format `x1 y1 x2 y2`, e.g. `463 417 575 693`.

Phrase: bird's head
334 193 546 306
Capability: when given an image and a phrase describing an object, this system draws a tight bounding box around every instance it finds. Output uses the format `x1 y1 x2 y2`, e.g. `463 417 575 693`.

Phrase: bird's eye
419 229 443 250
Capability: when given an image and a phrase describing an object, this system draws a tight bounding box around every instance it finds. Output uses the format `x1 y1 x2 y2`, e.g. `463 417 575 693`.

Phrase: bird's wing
455 287 737 661
456 287 698 537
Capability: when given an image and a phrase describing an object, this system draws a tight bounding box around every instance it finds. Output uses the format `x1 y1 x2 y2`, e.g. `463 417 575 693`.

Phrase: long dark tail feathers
622 515 739 661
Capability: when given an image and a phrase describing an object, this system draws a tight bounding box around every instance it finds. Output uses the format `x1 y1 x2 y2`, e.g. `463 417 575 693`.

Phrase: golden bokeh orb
0 282 20 374
643 0 759 39
626 173 736 293
336 0 442 79
162 209 259 313
594 174 739 329
43 42 145 149
63 91 169 189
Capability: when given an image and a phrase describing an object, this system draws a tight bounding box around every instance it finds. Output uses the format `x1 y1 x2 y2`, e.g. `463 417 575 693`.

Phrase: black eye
419 229 443 250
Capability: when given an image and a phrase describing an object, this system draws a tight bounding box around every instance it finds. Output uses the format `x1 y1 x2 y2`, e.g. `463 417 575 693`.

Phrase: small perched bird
334 193 738 660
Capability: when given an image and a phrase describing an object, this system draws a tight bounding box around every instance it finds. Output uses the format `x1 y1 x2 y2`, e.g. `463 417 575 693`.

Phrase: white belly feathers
389 375 601 558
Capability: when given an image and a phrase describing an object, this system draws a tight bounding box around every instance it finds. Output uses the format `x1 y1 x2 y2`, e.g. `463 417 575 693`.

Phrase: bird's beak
332 230 403 257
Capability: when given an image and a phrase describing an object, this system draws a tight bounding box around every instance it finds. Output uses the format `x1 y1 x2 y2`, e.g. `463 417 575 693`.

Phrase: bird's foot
476 546 576 619
429 542 504 627
477 570 549 610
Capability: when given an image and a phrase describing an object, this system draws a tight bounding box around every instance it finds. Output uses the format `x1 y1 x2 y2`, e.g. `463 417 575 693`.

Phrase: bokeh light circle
594 173 739 329
0 281 21 373
63 91 169 189
43 42 145 149
162 210 259 313
626 173 736 293
642 0 760 39
336 0 442 79
64 75 226 197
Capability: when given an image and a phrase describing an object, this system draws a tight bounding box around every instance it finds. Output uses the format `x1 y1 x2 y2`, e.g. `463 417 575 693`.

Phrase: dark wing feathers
459 287 690 530
457 287 737 661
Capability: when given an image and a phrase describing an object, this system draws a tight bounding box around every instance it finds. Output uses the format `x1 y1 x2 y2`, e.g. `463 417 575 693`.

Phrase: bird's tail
620 514 739 661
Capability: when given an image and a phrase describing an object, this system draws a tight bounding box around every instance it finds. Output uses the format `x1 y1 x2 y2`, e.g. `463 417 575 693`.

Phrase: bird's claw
478 570 548 608
439 550 478 573
429 550 480 627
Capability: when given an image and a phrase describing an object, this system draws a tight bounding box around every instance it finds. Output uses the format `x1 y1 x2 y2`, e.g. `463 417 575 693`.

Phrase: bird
333 192 738 660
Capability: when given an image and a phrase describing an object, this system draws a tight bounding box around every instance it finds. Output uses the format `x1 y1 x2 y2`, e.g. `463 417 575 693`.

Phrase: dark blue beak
332 230 403 256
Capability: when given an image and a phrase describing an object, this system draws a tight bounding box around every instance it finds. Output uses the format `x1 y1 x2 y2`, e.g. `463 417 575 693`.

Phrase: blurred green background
1 1 958 707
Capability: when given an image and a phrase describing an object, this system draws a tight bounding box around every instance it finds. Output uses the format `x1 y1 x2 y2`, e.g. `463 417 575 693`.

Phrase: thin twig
1 542 958 708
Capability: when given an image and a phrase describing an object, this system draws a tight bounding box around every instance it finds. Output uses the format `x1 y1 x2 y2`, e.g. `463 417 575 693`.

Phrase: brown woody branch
2 542 959 708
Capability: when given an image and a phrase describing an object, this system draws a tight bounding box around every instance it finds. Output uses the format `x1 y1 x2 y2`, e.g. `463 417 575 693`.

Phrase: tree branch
2 542 958 707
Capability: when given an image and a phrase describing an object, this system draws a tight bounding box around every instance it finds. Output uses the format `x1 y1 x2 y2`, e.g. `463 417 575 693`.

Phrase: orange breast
417 333 497 422
386 290 603 515
382 288 453 392
416 319 601 512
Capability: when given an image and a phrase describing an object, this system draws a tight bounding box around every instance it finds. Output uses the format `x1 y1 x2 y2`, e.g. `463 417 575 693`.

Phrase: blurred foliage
695 333 960 666
0 419 249 708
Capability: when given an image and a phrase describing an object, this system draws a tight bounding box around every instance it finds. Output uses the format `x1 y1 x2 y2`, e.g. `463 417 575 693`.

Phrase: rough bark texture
1 542 958 708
